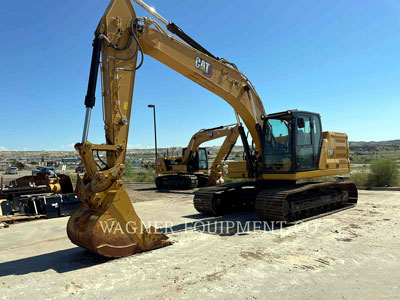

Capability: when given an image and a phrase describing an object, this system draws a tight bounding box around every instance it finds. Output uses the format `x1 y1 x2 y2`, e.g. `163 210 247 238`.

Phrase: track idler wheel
67 188 170 258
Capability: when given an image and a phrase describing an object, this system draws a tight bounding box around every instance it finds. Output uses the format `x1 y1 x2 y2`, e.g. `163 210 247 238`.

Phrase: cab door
187 148 208 171
197 148 208 170
295 114 322 171
295 115 314 171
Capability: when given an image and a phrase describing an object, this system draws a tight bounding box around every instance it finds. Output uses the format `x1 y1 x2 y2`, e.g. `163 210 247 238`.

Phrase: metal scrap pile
0 173 80 222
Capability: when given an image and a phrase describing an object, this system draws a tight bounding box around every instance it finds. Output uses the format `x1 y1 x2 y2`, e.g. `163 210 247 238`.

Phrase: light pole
147 104 158 161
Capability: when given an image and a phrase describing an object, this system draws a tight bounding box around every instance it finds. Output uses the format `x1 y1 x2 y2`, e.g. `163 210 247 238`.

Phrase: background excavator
68 0 358 258
155 124 239 189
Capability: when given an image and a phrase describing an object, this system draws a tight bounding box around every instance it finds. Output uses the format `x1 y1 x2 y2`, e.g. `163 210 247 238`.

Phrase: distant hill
0 140 399 162
349 140 400 152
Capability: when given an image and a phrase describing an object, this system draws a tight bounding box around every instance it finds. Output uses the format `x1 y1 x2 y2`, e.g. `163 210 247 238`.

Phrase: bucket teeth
67 188 171 258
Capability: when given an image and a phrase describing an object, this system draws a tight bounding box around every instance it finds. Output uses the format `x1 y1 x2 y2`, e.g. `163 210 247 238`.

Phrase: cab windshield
263 118 292 172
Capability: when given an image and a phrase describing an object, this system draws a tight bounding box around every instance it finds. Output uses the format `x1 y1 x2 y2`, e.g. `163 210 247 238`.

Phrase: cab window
197 149 208 170
311 115 321 161
263 118 292 172
297 118 311 145
296 116 314 170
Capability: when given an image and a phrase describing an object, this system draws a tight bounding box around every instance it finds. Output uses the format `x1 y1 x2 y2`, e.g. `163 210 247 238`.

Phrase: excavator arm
67 0 171 258
205 125 240 186
181 124 239 165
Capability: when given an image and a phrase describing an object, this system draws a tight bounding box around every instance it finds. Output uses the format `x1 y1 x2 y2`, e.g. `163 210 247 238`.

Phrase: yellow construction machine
155 124 239 189
68 0 357 257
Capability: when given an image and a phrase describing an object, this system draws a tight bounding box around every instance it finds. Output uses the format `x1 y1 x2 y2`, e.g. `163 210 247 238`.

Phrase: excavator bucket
67 187 170 258
66 0 172 258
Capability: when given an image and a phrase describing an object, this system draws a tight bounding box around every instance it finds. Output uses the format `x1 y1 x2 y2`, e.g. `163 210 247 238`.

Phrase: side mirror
297 117 305 129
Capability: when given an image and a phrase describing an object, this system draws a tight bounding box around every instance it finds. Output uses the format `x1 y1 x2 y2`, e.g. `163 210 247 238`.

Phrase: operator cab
182 147 209 172
262 110 322 173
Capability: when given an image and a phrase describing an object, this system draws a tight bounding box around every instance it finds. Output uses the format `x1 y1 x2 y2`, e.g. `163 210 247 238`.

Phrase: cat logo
195 56 213 78
207 132 214 137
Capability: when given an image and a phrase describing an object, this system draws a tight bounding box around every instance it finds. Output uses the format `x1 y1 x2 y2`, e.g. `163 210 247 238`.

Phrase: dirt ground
0 183 399 300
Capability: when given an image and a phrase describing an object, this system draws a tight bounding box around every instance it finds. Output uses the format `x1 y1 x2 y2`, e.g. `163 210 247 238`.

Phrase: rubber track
156 174 198 189
255 182 358 222
193 182 257 215
194 181 358 223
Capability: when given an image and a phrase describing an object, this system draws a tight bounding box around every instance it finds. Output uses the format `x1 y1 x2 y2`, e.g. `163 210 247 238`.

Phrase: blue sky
0 0 399 151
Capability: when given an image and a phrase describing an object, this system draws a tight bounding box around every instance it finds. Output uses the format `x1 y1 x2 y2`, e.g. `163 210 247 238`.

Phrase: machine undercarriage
155 174 209 189
194 181 358 223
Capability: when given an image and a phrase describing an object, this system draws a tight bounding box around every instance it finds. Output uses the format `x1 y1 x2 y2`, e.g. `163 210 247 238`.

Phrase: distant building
46 161 60 167
61 158 79 164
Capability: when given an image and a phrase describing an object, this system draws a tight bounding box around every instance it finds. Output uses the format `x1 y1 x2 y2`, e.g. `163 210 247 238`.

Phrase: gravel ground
0 184 399 300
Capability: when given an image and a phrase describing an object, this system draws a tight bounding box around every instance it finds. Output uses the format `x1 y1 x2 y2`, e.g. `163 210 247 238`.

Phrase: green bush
350 171 369 187
123 170 155 182
122 159 155 182
123 158 134 177
350 159 399 188
66 160 154 184
367 159 399 187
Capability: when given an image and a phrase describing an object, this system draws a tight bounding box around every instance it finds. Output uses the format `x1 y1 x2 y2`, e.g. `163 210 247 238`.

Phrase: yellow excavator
68 0 358 257
155 124 239 189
